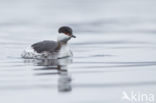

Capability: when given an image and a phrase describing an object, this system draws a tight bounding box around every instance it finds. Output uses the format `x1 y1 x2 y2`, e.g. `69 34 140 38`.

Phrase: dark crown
58 26 73 35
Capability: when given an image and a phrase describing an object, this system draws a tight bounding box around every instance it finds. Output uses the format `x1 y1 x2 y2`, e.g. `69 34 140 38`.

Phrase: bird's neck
58 41 68 46
55 41 67 51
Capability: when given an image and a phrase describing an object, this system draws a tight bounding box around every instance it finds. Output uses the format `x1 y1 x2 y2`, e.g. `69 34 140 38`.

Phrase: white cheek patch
57 33 71 42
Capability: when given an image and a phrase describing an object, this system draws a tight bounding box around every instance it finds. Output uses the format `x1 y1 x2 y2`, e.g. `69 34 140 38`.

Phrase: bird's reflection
58 68 72 92
23 57 73 92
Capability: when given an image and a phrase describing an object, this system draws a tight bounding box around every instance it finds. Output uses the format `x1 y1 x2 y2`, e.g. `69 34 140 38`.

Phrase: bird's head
57 26 76 43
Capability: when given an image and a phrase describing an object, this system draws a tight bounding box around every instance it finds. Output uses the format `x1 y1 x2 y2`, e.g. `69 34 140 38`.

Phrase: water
0 0 156 103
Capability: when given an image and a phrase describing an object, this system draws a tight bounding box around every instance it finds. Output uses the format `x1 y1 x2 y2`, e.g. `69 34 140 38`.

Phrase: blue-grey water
0 0 156 103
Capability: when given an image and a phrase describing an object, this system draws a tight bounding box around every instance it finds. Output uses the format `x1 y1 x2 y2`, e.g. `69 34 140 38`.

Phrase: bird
22 26 76 59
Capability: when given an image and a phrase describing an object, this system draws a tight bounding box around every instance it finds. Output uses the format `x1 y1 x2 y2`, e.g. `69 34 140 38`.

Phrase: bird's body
21 26 76 59
31 40 59 53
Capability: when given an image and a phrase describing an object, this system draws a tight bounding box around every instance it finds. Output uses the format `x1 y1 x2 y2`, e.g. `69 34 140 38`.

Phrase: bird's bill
71 35 76 38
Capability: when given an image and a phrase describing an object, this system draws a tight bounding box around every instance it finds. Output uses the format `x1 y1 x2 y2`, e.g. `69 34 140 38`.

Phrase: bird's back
31 40 59 53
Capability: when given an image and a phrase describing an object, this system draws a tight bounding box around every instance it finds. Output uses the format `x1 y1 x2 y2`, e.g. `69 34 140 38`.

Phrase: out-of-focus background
0 0 156 103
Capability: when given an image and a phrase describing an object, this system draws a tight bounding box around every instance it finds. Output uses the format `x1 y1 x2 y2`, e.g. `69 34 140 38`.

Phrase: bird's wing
31 40 59 53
